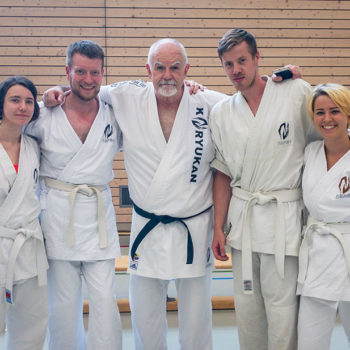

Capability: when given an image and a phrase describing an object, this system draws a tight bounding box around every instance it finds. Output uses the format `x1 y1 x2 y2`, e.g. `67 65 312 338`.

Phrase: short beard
158 80 177 97
70 79 99 102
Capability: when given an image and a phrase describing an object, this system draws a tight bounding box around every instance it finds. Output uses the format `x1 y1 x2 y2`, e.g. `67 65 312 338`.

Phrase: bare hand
42 87 70 107
212 229 229 261
272 64 303 82
184 80 206 95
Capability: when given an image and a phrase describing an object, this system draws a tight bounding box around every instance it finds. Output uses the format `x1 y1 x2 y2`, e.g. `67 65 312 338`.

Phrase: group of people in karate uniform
0 27 349 350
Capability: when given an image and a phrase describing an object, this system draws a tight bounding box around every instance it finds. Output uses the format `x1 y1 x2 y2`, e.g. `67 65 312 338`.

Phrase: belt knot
159 215 175 224
17 228 35 239
314 224 329 235
76 184 94 196
254 192 273 205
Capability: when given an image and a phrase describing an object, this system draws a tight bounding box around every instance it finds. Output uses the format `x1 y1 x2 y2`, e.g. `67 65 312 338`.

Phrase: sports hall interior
0 1 349 348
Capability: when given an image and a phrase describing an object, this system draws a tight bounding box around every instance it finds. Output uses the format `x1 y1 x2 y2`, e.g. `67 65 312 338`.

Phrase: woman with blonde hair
297 83 350 349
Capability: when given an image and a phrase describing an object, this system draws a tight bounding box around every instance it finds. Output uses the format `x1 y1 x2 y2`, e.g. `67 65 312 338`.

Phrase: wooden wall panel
1 0 350 229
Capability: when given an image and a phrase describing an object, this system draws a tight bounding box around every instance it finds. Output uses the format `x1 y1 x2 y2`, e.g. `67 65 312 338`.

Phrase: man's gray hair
147 38 188 66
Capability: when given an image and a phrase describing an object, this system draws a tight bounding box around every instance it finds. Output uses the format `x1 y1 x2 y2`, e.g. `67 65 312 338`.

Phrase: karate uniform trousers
0 277 48 350
46 259 121 350
129 272 212 350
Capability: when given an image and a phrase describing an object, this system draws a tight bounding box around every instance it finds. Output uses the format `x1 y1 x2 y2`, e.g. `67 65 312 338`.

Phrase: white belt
0 223 47 304
44 177 108 249
233 187 301 295
298 216 350 285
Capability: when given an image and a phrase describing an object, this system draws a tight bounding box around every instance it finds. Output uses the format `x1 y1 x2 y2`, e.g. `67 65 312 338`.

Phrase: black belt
131 204 212 264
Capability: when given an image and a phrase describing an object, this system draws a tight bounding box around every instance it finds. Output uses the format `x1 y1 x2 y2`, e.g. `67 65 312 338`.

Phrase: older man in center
98 39 226 349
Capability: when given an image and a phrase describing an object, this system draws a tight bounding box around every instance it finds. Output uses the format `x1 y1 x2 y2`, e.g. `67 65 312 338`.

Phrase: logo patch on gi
33 168 38 183
277 122 291 145
337 175 350 199
278 122 289 140
110 79 147 88
243 280 252 292
206 247 212 268
339 176 350 194
224 222 232 238
103 124 113 142
5 289 12 304
129 253 140 270
191 116 208 130
207 247 211 263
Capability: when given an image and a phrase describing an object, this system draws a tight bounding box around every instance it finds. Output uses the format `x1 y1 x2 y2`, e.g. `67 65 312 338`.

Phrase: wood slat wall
1 0 350 230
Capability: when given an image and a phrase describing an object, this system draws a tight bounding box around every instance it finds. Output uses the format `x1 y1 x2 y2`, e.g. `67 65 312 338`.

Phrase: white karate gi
210 77 314 350
100 81 226 349
0 134 48 350
25 99 123 350
297 140 350 350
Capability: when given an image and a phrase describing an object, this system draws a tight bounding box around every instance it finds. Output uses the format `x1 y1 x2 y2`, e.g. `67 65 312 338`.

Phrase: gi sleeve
296 80 322 144
99 85 112 105
209 102 232 177
24 102 47 141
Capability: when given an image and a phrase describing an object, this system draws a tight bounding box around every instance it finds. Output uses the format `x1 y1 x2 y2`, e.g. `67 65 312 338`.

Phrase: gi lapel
58 100 107 180
0 137 34 225
141 90 189 210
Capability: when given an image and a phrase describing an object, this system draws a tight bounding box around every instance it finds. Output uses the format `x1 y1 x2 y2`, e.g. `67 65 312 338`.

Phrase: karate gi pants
129 272 213 350
231 248 298 350
46 259 122 350
0 276 48 350
298 296 350 350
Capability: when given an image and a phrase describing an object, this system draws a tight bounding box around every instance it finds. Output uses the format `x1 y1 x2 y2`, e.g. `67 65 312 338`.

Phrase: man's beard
70 80 99 101
158 80 177 97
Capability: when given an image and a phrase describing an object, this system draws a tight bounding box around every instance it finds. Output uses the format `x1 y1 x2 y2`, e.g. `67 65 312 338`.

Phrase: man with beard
97 38 226 349
25 40 123 350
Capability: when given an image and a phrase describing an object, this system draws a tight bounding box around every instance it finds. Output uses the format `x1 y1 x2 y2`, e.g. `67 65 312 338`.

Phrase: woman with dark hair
0 76 48 349
297 83 350 350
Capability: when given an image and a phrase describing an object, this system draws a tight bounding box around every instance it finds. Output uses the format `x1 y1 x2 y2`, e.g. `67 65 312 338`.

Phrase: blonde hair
308 83 350 124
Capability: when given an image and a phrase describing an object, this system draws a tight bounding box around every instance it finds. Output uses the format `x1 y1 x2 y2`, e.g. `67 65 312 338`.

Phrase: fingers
285 64 303 79
212 231 229 261
272 64 302 82
184 79 206 95
271 74 283 82
42 88 69 107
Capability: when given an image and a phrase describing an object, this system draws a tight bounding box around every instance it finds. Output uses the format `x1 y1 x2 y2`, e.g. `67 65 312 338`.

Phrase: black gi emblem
33 168 38 183
192 116 208 130
103 124 113 142
278 122 289 140
207 247 211 263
